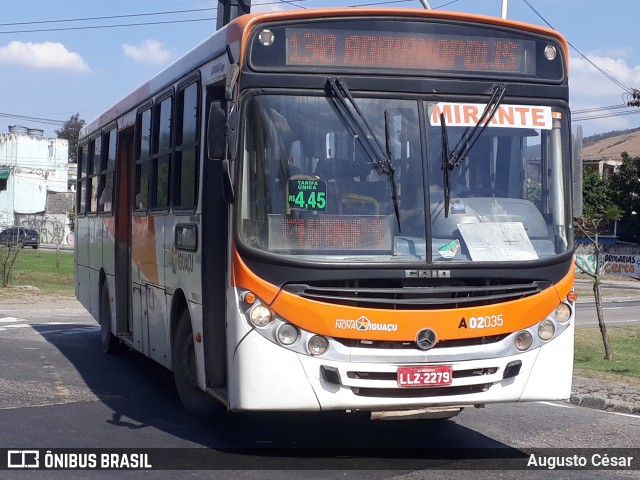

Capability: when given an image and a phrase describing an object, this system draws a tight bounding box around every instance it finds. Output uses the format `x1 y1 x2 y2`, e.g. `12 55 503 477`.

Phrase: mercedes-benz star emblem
416 328 437 350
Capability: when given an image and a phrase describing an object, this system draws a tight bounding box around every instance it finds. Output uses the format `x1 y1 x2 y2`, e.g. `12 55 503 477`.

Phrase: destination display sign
250 20 565 81
285 27 536 75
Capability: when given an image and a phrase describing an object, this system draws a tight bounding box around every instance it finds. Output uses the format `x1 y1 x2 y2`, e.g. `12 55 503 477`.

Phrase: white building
0 125 69 234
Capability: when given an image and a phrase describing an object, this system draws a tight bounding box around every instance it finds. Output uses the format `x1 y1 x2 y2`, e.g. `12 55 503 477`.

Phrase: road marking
605 411 640 419
538 401 640 419
0 324 32 330
0 317 98 335
40 326 100 336
0 317 24 323
537 401 574 409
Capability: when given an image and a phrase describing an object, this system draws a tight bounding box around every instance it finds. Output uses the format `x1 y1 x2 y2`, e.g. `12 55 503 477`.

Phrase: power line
0 7 216 27
0 17 215 35
0 1 313 34
574 110 640 122
573 104 628 115
0 113 65 126
520 0 633 94
347 0 460 8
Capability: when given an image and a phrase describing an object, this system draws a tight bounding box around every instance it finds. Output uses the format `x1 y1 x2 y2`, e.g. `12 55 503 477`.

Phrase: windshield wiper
441 83 507 218
326 77 402 232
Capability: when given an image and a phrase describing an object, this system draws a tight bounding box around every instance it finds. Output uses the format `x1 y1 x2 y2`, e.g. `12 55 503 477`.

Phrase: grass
574 326 640 382
5 248 74 296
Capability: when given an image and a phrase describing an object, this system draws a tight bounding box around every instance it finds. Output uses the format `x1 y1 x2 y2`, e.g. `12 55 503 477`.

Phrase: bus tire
100 286 121 354
172 311 224 418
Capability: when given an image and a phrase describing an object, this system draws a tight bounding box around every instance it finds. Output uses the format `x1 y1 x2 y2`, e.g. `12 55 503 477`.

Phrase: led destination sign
285 27 537 75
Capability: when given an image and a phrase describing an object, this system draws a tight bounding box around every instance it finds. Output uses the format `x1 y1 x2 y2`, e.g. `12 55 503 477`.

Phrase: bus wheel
172 311 224 418
100 287 121 354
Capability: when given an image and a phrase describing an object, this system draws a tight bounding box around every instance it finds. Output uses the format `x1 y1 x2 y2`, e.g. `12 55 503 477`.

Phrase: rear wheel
172 310 224 418
100 286 122 354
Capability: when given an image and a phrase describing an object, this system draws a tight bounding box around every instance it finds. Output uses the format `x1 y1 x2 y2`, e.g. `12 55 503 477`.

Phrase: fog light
249 305 273 327
555 303 571 323
276 323 298 345
538 319 556 340
308 335 329 356
514 331 533 351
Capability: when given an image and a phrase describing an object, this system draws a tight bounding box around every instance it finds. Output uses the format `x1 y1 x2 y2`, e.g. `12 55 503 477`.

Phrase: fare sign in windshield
429 102 553 130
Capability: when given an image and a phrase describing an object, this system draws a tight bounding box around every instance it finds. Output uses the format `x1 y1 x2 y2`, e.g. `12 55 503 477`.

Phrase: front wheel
172 311 224 418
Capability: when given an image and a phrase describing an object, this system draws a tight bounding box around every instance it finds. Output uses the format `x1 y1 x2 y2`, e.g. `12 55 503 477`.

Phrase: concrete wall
0 132 69 228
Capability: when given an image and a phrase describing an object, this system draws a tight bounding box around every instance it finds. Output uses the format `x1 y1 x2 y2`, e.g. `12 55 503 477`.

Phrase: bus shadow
34 324 523 465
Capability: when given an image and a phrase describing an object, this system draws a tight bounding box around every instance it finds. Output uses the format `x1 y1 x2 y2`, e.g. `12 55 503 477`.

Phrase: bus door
115 127 134 337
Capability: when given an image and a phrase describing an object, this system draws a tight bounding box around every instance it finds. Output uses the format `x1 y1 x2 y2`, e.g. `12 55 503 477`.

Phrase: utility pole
628 89 640 107
501 0 509 19
217 0 252 30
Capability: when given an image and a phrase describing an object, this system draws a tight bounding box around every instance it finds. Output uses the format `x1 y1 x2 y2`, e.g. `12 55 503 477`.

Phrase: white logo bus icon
7 450 39 468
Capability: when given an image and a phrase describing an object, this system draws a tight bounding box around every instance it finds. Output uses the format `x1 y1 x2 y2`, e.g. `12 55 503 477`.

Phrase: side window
151 95 172 210
78 144 88 215
174 81 199 209
87 137 101 214
135 108 152 212
99 129 116 213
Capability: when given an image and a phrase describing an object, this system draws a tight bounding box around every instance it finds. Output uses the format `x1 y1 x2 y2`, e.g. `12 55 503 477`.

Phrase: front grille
347 367 498 381
352 384 491 398
283 278 549 310
335 334 509 350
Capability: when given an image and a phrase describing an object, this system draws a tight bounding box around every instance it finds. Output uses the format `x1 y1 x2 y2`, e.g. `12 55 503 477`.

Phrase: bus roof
80 7 568 139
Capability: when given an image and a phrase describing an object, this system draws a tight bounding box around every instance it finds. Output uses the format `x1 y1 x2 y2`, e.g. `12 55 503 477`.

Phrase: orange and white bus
75 6 580 418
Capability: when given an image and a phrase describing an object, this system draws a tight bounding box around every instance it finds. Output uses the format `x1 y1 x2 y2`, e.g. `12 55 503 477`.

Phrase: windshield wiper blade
326 77 402 231
441 112 452 219
441 83 507 218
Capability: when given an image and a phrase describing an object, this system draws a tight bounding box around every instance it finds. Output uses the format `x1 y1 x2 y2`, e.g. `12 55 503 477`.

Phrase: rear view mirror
207 100 238 161
207 101 226 160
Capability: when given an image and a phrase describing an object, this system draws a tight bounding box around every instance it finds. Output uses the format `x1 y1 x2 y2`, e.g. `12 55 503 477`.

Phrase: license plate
397 365 453 388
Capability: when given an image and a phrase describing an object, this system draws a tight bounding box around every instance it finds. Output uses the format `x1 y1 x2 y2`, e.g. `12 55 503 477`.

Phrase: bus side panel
88 217 102 318
148 285 170 368
131 283 146 354
102 217 115 277
75 216 91 314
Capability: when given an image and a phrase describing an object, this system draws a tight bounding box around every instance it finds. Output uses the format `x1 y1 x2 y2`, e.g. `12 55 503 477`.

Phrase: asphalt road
0 302 638 479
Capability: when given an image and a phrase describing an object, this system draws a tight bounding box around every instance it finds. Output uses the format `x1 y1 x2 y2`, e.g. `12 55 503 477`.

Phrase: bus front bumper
227 322 574 412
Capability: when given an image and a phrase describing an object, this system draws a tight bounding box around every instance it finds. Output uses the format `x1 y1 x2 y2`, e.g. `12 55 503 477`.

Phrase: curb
568 394 640 415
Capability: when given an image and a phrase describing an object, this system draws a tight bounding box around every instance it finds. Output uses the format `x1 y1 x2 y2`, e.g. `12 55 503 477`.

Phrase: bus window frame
150 89 174 214
172 74 201 213
86 134 101 216
98 125 117 216
77 142 89 217
134 102 153 215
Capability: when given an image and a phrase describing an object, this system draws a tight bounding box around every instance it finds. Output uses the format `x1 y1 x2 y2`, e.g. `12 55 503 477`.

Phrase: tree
0 245 20 288
55 113 85 162
608 152 640 242
575 171 622 361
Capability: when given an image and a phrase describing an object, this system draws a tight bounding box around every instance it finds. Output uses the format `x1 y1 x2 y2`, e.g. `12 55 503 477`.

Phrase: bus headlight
514 331 533 351
538 319 556 340
555 303 571 323
250 305 273 327
276 323 299 346
308 335 329 356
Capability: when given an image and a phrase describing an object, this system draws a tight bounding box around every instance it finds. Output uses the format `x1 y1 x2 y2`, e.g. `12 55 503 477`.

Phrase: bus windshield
238 94 573 264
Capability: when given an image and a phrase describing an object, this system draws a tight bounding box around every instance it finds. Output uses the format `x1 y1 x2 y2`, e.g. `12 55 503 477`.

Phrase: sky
2 0 640 139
